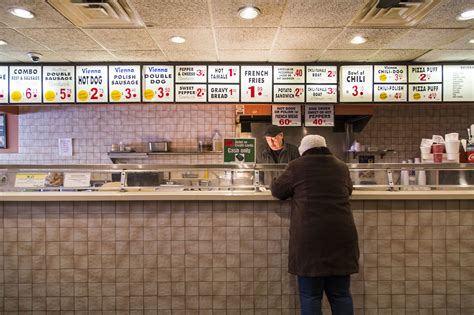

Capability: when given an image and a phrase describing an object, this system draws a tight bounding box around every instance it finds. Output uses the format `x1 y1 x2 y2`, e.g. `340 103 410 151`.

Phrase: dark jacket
257 142 300 185
271 147 359 277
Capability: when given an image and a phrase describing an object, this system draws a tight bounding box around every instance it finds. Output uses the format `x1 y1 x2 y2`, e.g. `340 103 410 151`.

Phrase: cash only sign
223 138 256 163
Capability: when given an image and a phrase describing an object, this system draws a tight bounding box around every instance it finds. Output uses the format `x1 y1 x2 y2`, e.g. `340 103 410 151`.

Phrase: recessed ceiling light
469 39 474 44
0 40 7 46
8 8 35 19
169 36 186 44
457 9 474 21
351 35 367 45
238 6 261 20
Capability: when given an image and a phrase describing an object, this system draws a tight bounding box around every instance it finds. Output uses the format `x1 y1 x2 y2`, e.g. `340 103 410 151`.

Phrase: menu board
176 65 206 83
306 85 337 103
208 84 239 102
409 84 442 102
208 66 239 83
374 84 407 102
241 66 272 102
42 66 75 103
306 66 337 84
339 65 373 102
408 65 442 83
76 65 108 103
9 66 42 103
304 105 334 127
274 66 305 83
175 84 207 102
272 105 301 126
273 85 305 103
443 65 474 102
0 66 8 104
142 65 174 103
109 65 141 102
374 65 407 83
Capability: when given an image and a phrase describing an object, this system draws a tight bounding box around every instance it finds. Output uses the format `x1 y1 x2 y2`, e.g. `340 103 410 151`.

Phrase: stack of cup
445 133 460 162
420 146 431 160
432 143 445 163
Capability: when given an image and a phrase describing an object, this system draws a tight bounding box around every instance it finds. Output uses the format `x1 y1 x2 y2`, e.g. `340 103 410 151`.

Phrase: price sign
304 105 334 127
42 66 75 103
273 85 304 103
306 85 337 103
175 84 207 102
142 65 174 102
272 105 301 126
176 65 207 83
340 65 373 102
9 66 42 103
274 66 305 83
208 66 239 83
14 173 47 188
443 65 474 102
409 84 442 102
241 66 272 102
76 65 108 103
64 173 91 188
374 84 407 102
109 65 141 102
374 65 407 83
408 65 442 83
306 66 337 84
208 84 239 102
0 66 8 104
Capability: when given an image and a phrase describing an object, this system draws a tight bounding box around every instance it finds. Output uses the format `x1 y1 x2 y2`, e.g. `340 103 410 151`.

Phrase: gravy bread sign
0 66 8 104
109 65 141 102
142 65 174 102
175 84 207 102
208 84 239 102
306 85 337 103
10 66 42 103
443 65 474 102
408 65 442 83
76 65 108 103
273 85 305 103
306 66 337 84
208 65 239 83
241 66 272 102
175 65 207 83
274 66 305 83
43 66 75 103
304 104 334 127
272 105 301 126
340 65 373 102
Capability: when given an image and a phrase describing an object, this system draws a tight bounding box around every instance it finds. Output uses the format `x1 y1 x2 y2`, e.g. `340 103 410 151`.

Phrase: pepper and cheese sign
223 138 256 163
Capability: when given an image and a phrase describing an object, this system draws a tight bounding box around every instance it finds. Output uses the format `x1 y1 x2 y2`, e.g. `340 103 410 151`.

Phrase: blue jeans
297 275 353 315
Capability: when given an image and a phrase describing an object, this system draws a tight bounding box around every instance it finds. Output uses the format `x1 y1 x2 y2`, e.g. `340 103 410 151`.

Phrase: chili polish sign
272 105 302 126
304 105 334 127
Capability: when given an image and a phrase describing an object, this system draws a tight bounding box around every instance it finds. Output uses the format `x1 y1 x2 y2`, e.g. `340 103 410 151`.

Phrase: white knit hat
298 135 327 155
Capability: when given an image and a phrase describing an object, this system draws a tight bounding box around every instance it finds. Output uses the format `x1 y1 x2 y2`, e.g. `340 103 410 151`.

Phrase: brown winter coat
271 147 359 277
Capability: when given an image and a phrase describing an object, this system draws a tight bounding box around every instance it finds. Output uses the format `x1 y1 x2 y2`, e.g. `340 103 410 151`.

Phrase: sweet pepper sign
304 105 334 127
223 138 256 163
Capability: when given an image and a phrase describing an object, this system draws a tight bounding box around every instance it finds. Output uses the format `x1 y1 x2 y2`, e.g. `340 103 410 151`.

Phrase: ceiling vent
350 0 441 27
47 0 144 28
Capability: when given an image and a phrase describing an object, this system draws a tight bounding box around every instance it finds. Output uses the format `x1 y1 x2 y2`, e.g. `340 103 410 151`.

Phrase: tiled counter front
1 200 474 314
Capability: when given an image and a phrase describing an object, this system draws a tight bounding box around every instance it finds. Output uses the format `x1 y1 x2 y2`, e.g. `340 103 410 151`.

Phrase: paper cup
432 143 445 154
420 146 431 154
445 141 460 154
433 153 443 163
445 133 459 141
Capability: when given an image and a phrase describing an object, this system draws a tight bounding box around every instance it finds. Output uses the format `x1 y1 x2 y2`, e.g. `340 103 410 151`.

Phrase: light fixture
0 40 7 46
457 9 474 21
169 36 186 44
8 8 35 19
350 35 367 45
238 6 261 20
469 39 474 44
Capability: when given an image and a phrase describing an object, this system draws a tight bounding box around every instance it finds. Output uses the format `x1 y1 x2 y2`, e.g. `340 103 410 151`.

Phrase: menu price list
142 65 174 103
10 66 42 103
443 65 474 102
339 65 373 102
43 66 75 103
76 66 108 103
109 65 141 103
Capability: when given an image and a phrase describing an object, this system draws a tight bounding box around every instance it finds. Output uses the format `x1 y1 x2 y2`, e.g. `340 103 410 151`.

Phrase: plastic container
432 143 444 163
212 131 222 152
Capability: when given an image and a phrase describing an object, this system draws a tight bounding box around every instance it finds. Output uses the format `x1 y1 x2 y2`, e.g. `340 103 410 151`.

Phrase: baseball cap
263 125 283 137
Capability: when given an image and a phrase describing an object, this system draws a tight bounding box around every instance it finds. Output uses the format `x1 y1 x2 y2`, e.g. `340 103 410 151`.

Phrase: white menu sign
374 85 407 102
272 105 301 126
306 85 337 103
443 65 474 102
274 66 305 83
0 66 8 104
408 65 442 83
43 66 75 103
175 84 207 102
76 65 108 103
109 65 141 102
142 65 174 102
175 65 206 83
340 65 373 102
306 66 337 84
273 85 305 103
241 66 272 102
208 65 239 83
304 105 334 127
64 173 91 188
9 66 42 103
374 65 407 83
208 84 239 102
409 84 442 102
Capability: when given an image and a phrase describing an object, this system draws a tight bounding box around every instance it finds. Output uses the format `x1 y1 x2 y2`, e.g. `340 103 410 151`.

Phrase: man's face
265 133 284 151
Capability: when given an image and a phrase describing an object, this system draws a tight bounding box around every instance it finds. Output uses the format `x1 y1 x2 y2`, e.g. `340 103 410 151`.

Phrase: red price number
124 88 132 99
327 70 336 78
196 69 205 77
26 88 32 99
248 86 263 98
313 119 324 125
327 87 336 95
279 119 292 125
294 88 303 97
197 88 205 97
294 69 303 77
419 73 427 81
90 87 99 100
351 85 363 97
394 92 402 100
428 93 437 100
228 68 236 77
394 73 403 81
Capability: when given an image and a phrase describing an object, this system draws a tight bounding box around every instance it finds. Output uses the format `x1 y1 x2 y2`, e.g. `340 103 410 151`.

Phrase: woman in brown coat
271 135 359 315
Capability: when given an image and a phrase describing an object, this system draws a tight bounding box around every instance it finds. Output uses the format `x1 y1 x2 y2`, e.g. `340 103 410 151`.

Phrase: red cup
432 143 445 154
433 153 443 163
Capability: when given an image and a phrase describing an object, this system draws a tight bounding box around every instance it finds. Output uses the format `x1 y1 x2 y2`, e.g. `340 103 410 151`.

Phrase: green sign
223 138 255 163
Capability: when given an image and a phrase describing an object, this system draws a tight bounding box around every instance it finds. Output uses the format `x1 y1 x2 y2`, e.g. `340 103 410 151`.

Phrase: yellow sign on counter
15 173 47 188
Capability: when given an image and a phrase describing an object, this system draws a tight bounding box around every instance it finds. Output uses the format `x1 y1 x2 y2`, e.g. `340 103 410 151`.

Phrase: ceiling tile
110 50 167 62
440 31 474 50
274 28 342 50
58 50 117 62
129 0 211 27
148 28 215 51
0 52 20 62
164 50 217 62
2 50 69 62
211 0 285 27
269 50 323 62
0 29 49 51
216 28 277 50
19 28 101 51
417 0 474 29
318 49 378 62
329 28 408 50
0 0 73 28
385 29 470 49
85 29 158 51
370 49 429 62
415 49 474 62
218 50 269 62
281 0 365 27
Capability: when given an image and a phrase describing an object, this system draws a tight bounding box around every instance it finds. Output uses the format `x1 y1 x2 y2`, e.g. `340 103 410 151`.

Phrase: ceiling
0 0 472 63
